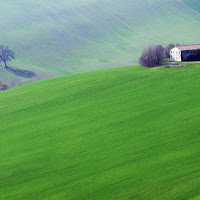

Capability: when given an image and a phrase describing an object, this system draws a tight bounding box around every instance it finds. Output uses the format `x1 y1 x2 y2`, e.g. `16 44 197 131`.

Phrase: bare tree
155 45 165 63
139 45 165 67
139 46 155 67
0 45 15 69
165 44 175 58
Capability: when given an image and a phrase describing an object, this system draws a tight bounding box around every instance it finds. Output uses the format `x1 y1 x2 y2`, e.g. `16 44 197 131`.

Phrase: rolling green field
1 63 200 199
0 0 200 85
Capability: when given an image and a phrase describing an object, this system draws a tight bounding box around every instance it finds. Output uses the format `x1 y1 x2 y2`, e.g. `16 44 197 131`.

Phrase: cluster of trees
139 44 180 67
0 45 15 69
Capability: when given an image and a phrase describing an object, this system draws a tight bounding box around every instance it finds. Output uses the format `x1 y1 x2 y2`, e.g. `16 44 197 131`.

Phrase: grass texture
181 0 200 13
1 63 200 199
0 0 200 83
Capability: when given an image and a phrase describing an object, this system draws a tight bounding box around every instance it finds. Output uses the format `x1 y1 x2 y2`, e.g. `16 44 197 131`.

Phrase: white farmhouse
170 47 182 62
170 44 200 62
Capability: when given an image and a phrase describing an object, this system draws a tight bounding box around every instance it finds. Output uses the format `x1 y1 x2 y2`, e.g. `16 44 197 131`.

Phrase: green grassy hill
0 0 200 85
1 63 200 199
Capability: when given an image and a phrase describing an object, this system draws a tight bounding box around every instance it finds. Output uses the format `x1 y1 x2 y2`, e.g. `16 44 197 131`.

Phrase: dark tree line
139 43 180 68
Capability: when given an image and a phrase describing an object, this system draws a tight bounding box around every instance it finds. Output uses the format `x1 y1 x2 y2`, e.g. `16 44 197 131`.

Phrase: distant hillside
1 63 200 199
0 0 200 85
181 0 200 13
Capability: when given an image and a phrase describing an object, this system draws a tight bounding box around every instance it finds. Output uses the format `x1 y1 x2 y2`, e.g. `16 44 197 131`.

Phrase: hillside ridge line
176 0 200 16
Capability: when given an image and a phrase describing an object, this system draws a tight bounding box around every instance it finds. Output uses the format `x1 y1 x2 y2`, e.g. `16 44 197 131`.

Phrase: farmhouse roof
176 44 200 51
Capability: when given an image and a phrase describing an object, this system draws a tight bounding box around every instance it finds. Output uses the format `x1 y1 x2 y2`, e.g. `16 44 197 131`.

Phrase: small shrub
0 81 8 91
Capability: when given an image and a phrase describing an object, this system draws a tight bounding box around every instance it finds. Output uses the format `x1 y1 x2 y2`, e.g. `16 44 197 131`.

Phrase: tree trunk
3 61 7 70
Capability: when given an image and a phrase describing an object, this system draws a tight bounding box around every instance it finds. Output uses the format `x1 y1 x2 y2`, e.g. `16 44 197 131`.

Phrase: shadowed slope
1 63 200 199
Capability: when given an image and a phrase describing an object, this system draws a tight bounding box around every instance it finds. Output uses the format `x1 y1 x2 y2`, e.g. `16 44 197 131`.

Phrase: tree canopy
0 45 15 69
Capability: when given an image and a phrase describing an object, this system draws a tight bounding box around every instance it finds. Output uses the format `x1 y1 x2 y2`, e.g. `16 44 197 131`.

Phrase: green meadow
0 0 200 85
1 63 200 199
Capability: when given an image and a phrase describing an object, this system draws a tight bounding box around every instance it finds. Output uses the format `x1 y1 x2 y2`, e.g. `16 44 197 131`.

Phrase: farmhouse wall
170 47 181 62
170 45 200 62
